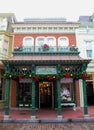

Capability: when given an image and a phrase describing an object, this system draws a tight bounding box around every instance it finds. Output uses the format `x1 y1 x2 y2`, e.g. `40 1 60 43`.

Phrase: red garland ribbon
34 76 39 81
65 73 70 78
82 73 87 79
18 74 22 80
48 75 53 80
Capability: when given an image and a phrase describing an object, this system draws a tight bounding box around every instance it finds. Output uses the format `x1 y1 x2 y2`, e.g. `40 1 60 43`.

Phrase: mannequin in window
61 87 71 101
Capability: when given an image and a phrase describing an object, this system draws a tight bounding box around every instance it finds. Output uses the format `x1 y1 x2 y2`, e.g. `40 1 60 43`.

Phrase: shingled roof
3 54 90 64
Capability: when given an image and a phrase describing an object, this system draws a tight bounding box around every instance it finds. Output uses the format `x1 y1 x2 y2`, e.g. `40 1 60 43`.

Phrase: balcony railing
13 46 79 55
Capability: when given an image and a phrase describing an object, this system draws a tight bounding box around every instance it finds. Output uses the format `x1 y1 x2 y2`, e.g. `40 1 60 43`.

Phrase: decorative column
57 64 62 119
31 64 36 119
4 64 10 120
82 63 89 118
83 78 88 117
73 79 76 103
57 78 62 119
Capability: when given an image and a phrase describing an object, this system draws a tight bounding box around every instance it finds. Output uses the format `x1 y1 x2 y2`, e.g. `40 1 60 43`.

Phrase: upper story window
23 37 34 52
85 41 93 58
23 37 34 46
58 37 69 46
36 37 56 52
36 37 56 46
3 49 7 55
46 37 56 46
0 18 7 30
3 40 8 55
36 37 45 46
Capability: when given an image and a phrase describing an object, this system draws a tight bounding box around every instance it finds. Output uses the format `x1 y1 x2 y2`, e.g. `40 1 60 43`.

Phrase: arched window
58 37 69 47
35 37 45 52
58 37 69 52
36 36 56 52
46 37 56 46
36 37 45 46
23 37 34 52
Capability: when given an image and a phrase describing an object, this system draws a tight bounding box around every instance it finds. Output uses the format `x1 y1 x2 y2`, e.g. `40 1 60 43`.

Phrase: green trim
31 64 36 117
5 78 10 115
31 78 35 117
13 46 80 55
57 78 62 117
83 79 88 116
73 79 76 104
16 81 19 107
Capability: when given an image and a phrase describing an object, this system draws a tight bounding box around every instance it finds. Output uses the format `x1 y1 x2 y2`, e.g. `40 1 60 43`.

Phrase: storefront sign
36 66 57 75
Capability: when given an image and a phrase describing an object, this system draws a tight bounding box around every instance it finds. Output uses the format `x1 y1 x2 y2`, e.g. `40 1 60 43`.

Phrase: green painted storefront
2 46 90 119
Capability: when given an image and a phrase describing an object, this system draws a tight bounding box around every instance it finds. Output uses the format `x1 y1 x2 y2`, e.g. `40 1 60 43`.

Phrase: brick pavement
0 107 94 130
0 122 94 130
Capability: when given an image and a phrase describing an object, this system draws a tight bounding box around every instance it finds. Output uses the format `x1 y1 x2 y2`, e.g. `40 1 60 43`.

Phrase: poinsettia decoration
42 43 49 51
18 74 23 80
48 75 53 80
82 73 87 79
65 73 70 78
34 76 39 81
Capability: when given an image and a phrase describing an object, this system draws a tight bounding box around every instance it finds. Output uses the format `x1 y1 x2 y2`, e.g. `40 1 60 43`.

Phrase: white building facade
76 13 94 107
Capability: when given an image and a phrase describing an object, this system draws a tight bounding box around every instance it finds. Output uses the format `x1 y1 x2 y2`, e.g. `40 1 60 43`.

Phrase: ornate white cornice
12 23 79 34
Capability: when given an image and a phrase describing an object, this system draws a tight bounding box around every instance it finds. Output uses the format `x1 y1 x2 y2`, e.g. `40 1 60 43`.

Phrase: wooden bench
61 102 76 111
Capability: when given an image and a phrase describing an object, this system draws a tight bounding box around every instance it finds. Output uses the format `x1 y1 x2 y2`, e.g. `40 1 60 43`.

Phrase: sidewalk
0 107 94 130
0 106 94 120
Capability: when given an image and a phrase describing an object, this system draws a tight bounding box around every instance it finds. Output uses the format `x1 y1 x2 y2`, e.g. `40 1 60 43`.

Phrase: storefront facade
2 46 90 119
1 18 90 119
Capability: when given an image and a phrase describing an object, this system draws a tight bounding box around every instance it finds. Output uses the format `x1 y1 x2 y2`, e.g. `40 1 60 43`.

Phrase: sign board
36 66 57 75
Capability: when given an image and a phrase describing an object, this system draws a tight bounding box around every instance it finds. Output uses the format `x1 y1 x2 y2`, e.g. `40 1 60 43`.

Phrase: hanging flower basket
42 43 49 51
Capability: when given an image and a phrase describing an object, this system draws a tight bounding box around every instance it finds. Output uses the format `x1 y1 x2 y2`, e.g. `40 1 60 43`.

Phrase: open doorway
86 81 94 105
39 81 54 109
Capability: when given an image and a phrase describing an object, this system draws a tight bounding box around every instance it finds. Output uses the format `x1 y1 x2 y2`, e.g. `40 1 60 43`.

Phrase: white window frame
58 37 69 47
85 40 93 58
23 37 34 52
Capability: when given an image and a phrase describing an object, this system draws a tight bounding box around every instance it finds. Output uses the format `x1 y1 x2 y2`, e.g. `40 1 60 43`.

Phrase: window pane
58 37 69 46
37 38 44 46
61 83 73 101
85 41 92 49
3 48 7 55
23 37 33 46
86 50 92 58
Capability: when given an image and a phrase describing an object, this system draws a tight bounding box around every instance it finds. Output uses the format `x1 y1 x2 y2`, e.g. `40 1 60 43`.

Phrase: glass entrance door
17 82 31 108
39 81 54 108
